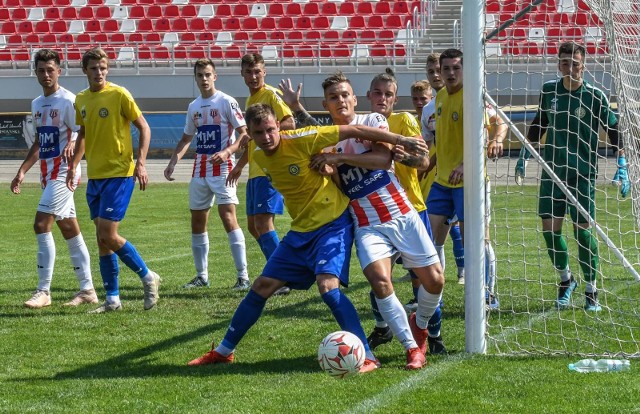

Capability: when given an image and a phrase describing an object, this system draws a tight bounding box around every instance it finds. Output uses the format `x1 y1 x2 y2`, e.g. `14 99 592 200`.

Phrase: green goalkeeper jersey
537 79 617 180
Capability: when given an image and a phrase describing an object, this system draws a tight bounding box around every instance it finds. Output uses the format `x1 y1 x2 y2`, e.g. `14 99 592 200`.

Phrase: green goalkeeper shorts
538 174 595 224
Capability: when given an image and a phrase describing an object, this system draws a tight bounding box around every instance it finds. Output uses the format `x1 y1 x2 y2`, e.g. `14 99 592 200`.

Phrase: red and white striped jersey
32 86 80 187
183 91 246 178
331 113 414 227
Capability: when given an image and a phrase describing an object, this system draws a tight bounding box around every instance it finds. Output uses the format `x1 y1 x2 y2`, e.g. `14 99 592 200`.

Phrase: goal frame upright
462 0 487 354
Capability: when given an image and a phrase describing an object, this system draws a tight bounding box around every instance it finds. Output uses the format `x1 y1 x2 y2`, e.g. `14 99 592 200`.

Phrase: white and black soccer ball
318 331 365 378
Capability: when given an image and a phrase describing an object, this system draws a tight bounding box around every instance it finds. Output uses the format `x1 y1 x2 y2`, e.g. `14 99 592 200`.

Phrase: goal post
475 0 640 357
463 0 487 354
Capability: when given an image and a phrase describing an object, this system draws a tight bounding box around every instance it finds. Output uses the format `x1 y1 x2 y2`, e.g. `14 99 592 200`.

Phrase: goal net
482 0 640 358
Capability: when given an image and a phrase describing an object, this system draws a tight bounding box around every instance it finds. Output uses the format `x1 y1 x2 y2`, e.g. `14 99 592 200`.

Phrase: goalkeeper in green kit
514 41 628 312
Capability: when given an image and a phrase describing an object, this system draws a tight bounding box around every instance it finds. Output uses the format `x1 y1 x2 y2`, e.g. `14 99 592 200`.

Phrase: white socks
228 228 248 279
375 293 417 350
558 268 571 283
66 233 94 291
416 285 442 330
435 244 445 273
192 232 209 281
36 232 55 292
485 242 496 294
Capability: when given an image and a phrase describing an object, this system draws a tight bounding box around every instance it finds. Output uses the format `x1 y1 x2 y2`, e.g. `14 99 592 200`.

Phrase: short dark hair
34 49 60 68
246 103 276 129
241 53 264 68
82 47 108 69
193 58 215 75
370 67 397 91
558 41 586 61
439 48 463 66
321 71 351 92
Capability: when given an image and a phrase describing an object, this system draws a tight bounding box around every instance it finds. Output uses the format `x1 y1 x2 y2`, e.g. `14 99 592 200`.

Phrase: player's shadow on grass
10 321 318 381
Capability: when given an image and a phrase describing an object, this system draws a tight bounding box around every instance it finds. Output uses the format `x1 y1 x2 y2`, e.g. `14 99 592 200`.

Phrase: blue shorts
417 209 433 241
86 177 134 222
261 210 354 290
426 182 465 222
246 176 284 216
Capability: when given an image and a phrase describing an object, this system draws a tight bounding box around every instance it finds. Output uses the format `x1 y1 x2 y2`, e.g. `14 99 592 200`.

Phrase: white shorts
37 180 76 221
189 176 239 210
355 209 439 270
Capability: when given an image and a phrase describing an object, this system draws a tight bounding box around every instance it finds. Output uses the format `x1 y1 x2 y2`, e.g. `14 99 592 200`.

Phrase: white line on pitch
144 253 192 264
343 353 471 414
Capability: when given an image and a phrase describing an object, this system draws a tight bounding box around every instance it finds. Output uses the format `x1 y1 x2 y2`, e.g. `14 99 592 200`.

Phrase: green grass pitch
1 183 638 413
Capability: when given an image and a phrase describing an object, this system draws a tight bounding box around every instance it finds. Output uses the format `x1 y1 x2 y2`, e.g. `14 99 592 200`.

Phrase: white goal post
463 0 640 357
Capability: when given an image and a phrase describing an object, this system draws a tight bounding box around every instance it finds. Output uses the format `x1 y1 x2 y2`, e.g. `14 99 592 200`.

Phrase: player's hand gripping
514 147 531 185
612 154 630 198
210 148 232 165
396 136 429 157
309 153 337 175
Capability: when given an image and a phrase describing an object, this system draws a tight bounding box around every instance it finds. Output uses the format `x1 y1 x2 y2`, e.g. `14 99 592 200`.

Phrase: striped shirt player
325 111 441 367
337 113 414 229
34 87 81 188
164 59 249 290
12 49 96 309
185 92 245 179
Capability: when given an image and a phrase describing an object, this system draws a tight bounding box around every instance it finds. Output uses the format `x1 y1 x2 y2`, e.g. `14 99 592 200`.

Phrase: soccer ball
318 331 365 378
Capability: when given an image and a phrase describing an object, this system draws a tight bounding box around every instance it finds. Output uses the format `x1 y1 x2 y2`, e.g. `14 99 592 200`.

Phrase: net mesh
483 0 640 358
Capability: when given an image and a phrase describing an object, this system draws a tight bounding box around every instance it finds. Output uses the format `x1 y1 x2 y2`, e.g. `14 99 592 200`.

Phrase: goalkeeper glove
514 147 531 185
612 154 630 198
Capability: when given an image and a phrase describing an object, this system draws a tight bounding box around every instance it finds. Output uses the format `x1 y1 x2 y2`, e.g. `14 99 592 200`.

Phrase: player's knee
369 278 394 298
252 276 280 298
33 221 49 234
253 214 275 235
423 265 445 294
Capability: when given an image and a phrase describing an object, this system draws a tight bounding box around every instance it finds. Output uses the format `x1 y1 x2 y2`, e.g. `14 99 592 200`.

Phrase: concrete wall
0 64 614 111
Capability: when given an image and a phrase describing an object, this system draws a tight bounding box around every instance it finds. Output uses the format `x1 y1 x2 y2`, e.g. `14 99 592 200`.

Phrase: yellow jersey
245 85 293 179
75 82 142 179
434 87 464 188
251 125 349 232
387 112 426 212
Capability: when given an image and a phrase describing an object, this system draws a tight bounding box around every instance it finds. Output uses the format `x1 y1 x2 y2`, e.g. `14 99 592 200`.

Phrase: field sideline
1 180 638 413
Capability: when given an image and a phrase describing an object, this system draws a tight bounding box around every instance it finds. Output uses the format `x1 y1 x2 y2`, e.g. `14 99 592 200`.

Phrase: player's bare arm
133 114 151 191
164 133 194 181
62 136 75 163
226 149 248 187
279 115 296 130
309 143 392 172
66 127 85 192
339 125 429 157
487 113 507 159
393 144 430 169
279 78 319 127
11 136 41 194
